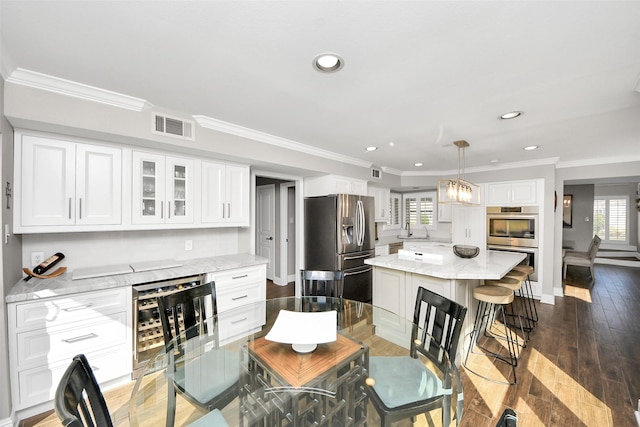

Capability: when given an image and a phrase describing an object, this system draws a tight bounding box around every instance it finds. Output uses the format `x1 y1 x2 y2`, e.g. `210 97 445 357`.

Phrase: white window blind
404 195 433 226
387 195 400 227
593 197 628 243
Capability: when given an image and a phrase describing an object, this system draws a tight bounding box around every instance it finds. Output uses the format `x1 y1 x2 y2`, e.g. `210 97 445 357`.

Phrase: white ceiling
2 0 640 175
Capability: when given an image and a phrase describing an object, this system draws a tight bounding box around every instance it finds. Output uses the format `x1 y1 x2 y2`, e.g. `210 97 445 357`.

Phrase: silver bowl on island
453 245 480 258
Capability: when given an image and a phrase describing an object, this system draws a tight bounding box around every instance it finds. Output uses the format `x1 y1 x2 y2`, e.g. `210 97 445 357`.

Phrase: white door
257 185 276 281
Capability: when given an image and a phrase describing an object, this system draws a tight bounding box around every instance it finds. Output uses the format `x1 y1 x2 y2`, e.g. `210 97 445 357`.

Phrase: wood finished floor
23 268 640 426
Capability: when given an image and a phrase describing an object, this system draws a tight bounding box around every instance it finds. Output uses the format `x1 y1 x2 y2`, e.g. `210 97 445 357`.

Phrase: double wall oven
487 206 539 282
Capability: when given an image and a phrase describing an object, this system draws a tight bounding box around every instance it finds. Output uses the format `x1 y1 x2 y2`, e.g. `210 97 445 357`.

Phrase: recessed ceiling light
500 111 523 120
365 146 377 152
414 162 423 167
523 145 538 151
490 159 499 163
312 53 344 73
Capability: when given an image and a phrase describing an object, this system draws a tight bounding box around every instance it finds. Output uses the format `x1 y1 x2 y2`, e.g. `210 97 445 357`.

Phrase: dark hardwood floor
267 279 295 298
460 264 640 427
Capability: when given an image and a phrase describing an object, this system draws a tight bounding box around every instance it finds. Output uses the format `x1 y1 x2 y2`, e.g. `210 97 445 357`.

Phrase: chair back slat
412 287 467 363
55 354 113 427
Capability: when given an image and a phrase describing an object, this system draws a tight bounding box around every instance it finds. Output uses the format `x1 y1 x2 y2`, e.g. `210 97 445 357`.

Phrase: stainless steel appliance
487 206 539 281
304 194 375 303
486 206 539 248
131 274 205 378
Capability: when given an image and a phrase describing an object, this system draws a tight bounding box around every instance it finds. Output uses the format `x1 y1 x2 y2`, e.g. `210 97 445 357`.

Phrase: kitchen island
365 244 525 359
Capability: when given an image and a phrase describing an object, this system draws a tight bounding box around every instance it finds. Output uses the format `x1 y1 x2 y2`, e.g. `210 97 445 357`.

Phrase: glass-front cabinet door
133 152 165 224
133 152 194 225
165 156 194 224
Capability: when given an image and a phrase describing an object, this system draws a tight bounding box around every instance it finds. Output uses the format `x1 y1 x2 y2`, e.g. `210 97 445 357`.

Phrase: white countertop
365 248 525 280
6 253 269 303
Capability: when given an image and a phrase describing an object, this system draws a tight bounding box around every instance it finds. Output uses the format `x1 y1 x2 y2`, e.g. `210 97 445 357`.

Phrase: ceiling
2 0 640 175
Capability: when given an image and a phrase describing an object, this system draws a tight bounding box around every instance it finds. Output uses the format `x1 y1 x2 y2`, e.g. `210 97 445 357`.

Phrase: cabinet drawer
211 265 265 288
218 303 266 344
216 280 265 312
16 311 128 370
16 347 130 409
14 288 128 331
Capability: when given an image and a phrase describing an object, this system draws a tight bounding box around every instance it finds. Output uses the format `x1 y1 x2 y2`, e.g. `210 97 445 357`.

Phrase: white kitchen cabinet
201 161 250 226
486 180 537 206
7 287 132 415
368 186 391 222
206 264 266 344
452 205 485 248
304 174 367 197
408 274 452 317
375 244 389 256
372 267 407 346
132 151 194 225
438 202 452 222
16 132 122 231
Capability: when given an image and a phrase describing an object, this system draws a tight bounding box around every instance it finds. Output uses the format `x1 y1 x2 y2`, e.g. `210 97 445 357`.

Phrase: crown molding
192 115 372 169
380 166 402 176
556 154 640 169
6 68 151 111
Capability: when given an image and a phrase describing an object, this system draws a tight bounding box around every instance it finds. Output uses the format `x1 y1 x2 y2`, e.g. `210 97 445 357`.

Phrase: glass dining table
129 296 463 427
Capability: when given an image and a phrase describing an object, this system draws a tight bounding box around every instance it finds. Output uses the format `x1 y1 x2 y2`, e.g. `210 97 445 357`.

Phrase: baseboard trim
540 293 556 305
0 416 15 427
553 286 564 297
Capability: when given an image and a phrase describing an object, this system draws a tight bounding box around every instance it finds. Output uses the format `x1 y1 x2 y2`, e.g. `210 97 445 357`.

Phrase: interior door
257 185 276 281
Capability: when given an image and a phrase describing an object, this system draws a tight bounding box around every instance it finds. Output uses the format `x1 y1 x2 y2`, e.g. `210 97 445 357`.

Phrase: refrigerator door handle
344 266 373 276
344 253 372 261
356 200 365 246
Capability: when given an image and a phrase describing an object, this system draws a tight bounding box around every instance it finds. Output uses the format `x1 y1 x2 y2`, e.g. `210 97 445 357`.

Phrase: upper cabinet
304 175 367 197
132 151 194 225
437 203 452 223
201 161 250 226
14 130 251 233
368 186 390 222
486 180 538 206
16 132 122 232
451 205 485 248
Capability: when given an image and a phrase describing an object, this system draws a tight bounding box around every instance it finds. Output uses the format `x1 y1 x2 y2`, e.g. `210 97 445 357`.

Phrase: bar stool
512 265 538 324
463 285 518 385
504 269 535 335
485 277 528 355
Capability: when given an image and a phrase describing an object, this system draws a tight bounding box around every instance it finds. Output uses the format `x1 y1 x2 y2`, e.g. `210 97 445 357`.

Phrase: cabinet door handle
63 303 93 312
68 198 72 219
62 332 98 343
227 203 231 219
78 198 82 219
221 203 225 219
161 201 164 219
231 317 248 324
231 274 248 280
168 201 171 219
231 294 248 301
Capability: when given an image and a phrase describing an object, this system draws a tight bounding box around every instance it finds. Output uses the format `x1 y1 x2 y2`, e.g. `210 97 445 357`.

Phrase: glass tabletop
129 297 463 426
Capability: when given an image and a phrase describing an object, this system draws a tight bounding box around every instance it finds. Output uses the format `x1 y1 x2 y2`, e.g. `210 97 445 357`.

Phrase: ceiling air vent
153 114 194 140
371 167 382 180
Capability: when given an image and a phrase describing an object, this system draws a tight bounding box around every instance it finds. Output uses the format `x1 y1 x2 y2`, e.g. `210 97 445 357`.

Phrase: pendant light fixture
437 140 481 205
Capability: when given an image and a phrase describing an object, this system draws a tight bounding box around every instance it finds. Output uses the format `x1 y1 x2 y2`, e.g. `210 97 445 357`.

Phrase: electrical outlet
31 252 45 267
185 240 193 251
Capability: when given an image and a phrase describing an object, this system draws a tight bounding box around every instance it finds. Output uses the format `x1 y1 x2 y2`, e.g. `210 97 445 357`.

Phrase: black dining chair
496 408 518 426
157 281 239 427
368 286 467 427
300 269 344 298
55 354 113 427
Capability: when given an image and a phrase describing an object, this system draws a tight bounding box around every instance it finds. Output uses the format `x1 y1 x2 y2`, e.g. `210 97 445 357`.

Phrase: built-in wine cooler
131 274 205 378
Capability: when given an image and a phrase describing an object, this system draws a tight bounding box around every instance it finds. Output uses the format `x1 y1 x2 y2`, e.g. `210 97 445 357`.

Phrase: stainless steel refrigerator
304 194 375 302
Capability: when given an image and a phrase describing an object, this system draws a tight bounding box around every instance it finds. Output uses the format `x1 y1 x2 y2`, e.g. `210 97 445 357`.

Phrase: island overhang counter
365 247 526 361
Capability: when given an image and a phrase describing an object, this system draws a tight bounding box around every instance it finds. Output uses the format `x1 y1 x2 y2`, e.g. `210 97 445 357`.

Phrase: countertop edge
6 253 269 304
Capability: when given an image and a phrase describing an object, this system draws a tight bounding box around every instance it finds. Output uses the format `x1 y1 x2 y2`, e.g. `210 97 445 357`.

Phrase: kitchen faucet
405 222 412 237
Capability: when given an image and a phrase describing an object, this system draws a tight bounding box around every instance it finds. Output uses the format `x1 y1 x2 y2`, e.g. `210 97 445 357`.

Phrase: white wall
20 227 250 274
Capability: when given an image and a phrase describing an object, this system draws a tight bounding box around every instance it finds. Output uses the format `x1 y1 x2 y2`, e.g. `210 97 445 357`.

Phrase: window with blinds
404 194 434 226
593 197 628 243
387 194 401 228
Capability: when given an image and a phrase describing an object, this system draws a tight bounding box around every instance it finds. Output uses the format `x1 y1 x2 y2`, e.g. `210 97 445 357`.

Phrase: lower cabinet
206 264 267 345
8 287 132 415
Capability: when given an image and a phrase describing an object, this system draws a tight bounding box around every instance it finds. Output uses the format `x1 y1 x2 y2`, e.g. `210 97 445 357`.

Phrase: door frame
280 182 296 285
256 184 276 281
251 170 304 294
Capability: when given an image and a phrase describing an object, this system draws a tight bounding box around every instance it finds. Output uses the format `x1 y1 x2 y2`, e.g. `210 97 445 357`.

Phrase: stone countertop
365 249 525 280
374 236 452 246
6 253 269 303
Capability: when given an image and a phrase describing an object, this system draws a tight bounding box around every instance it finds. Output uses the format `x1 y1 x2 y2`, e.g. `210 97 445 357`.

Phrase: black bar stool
511 265 538 324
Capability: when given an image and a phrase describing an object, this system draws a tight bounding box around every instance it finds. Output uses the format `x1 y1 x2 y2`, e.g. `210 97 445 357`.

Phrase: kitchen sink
396 234 430 240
